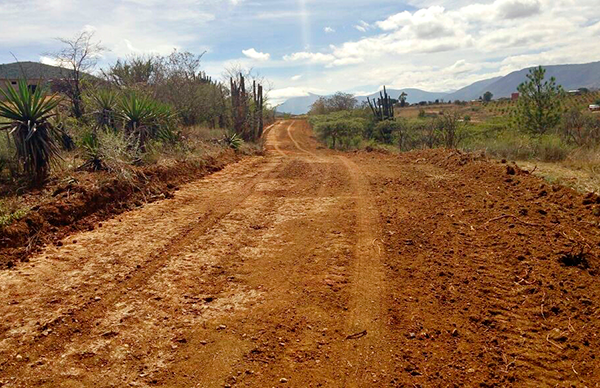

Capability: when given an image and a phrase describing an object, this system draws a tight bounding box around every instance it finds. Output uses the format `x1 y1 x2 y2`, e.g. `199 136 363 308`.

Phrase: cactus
367 86 395 122
230 73 264 141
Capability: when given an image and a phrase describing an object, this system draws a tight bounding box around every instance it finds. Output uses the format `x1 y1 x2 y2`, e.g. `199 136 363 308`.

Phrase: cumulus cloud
495 0 541 19
283 52 335 64
242 48 270 61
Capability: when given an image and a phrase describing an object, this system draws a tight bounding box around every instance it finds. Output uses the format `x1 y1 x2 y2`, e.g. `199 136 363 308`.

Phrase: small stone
280 378 288 383
217 325 227 330
200 340 208 345
94 296 101 301
15 355 22 361
451 329 459 337
408 332 416 339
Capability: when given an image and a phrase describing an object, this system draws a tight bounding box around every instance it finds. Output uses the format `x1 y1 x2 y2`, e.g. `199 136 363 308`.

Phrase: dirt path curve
1 119 600 387
0 120 395 387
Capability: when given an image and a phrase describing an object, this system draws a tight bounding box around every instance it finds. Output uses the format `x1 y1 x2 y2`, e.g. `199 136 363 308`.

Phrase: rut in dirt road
0 120 393 387
1 119 600 387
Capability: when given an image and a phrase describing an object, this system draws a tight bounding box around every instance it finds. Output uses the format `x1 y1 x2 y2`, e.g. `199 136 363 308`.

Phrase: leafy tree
515 66 564 135
399 92 408 107
483 91 493 102
309 92 357 115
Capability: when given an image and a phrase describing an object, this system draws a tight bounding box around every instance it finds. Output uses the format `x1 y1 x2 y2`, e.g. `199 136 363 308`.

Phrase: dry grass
516 150 600 194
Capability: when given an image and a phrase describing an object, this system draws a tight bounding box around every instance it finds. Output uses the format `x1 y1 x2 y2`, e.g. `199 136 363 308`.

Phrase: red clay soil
0 149 243 269
0 120 598 387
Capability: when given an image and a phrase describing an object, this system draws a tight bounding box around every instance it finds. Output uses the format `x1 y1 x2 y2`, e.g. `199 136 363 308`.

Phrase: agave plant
0 80 61 182
224 132 244 150
79 131 105 171
117 93 177 150
90 89 118 129
117 92 159 151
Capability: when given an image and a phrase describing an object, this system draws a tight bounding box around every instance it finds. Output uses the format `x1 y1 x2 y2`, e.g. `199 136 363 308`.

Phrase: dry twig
485 214 543 227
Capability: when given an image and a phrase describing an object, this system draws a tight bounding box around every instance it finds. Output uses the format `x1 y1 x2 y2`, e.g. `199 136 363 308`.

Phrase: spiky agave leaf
117 93 179 149
90 89 118 129
224 132 244 150
0 80 61 182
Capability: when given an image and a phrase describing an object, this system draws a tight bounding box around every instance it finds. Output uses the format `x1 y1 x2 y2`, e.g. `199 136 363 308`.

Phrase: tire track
337 155 391 386
0 123 291 383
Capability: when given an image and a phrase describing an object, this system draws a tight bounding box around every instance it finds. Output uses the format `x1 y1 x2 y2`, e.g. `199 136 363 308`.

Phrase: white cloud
291 74 303 81
354 20 371 32
242 48 270 61
273 0 600 97
39 56 60 66
283 52 336 64
495 0 541 19
324 27 335 33
269 86 324 105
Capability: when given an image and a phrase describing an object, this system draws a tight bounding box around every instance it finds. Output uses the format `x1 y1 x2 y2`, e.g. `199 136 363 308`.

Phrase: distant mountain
445 77 502 101
276 61 600 114
0 61 73 80
276 93 322 115
471 62 600 99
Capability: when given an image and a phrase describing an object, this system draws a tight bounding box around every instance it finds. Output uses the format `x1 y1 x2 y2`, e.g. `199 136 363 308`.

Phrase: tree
328 92 357 112
483 91 493 102
49 31 105 118
309 92 357 115
399 92 408 107
515 66 564 135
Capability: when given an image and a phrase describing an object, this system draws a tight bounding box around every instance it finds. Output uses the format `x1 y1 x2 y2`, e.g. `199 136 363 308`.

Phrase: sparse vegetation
308 67 600 191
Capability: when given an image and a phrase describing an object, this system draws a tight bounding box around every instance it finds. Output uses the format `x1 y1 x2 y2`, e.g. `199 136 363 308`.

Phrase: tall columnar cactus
230 74 264 142
367 86 395 122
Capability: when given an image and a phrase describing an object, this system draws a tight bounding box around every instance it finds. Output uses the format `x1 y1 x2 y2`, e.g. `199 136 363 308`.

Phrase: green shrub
0 198 28 228
374 120 403 145
309 111 368 149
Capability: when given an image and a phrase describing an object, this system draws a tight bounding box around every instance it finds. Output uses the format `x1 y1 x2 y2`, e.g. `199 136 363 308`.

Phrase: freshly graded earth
0 120 599 387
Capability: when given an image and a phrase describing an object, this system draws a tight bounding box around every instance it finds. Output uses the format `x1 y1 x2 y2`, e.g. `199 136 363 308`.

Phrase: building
511 92 520 101
589 104 600 112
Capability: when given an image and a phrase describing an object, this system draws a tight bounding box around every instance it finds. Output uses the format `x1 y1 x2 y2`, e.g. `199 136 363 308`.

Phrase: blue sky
1 0 600 104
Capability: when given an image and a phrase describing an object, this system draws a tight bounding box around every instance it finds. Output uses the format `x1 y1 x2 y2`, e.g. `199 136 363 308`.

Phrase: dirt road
1 120 599 387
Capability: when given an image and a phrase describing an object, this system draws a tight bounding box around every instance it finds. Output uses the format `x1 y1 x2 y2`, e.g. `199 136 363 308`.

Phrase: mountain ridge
276 61 600 115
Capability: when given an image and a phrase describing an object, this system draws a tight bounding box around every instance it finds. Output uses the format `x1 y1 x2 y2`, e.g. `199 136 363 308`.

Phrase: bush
374 120 403 145
560 108 600 146
436 111 465 148
310 111 367 149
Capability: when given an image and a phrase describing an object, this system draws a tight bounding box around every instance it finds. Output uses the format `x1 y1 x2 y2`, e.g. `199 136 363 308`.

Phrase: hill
476 62 600 99
0 61 73 80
